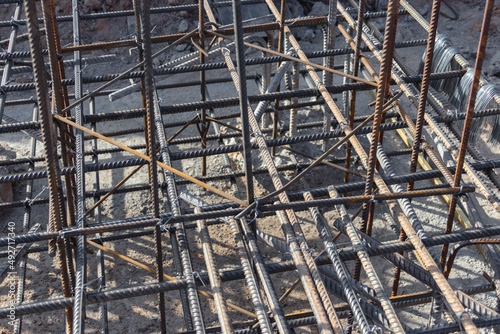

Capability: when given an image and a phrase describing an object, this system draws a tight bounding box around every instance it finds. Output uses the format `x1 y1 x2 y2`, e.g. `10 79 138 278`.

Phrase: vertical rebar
407 0 441 193
89 97 109 334
344 0 365 184
196 209 234 334
231 0 254 206
140 1 167 332
360 0 400 236
0 2 22 124
22 0 73 331
41 0 77 236
384 1 441 297
13 104 38 334
200 0 209 176
72 0 87 330
440 0 496 269
272 0 287 156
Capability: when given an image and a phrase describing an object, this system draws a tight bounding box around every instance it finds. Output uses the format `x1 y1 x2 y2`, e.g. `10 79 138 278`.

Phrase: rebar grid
0 0 500 333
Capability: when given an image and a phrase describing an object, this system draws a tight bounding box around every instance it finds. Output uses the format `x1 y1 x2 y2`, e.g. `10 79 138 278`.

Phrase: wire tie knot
458 308 473 333
344 323 358 334
250 131 265 139
366 325 382 334
29 185 48 207
243 216 256 226
337 121 347 129
188 271 206 286
78 59 89 73
370 193 378 204
75 276 103 295
325 245 340 255
284 17 299 27
56 230 64 244
253 199 261 218
313 249 326 261
157 215 173 232
290 246 314 254
352 241 365 252
160 146 170 155
9 17 19 28
289 236 314 254
454 185 469 201
98 281 107 292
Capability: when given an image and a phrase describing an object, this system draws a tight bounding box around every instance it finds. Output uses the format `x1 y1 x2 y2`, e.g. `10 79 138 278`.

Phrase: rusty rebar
440 0 496 272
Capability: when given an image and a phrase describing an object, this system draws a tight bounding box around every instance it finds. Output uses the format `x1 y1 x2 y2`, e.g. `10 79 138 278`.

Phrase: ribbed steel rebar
344 0 364 185
71 0 87 330
337 4 482 332
4 224 500 320
196 209 234 334
329 186 403 333
228 218 273 333
407 0 441 192
302 184 370 333
0 1 22 124
232 0 254 207
12 105 37 334
22 0 74 331
359 0 400 236
440 0 496 276
153 82 196 331
88 96 109 334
